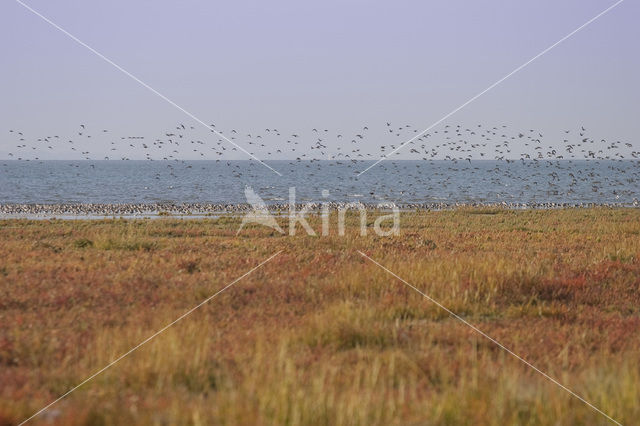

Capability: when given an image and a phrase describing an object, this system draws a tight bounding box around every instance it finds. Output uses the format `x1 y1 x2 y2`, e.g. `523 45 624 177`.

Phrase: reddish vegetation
0 208 639 425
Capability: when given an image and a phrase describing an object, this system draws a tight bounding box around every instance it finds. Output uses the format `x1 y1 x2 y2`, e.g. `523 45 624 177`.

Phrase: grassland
1 208 639 425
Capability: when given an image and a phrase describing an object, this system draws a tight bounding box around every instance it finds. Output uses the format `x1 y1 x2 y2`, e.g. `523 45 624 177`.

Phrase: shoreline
1 201 639 219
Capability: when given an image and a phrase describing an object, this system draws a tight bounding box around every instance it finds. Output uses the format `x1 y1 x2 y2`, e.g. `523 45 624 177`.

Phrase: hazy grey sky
1 0 638 160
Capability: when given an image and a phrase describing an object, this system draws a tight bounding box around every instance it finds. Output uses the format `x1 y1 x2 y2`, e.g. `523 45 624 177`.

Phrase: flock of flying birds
2 122 639 202
4 122 639 162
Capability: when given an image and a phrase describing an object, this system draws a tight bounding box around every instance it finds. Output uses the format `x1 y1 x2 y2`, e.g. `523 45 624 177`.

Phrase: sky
1 0 638 160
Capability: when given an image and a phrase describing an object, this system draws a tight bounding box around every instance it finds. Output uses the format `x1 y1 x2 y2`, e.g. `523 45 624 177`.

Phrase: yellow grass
1 208 639 425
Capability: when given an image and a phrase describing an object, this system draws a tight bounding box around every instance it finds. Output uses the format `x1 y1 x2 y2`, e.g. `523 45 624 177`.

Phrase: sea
0 160 638 206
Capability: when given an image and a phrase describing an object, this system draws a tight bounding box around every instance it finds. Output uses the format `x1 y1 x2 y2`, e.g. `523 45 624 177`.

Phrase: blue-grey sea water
0 160 638 205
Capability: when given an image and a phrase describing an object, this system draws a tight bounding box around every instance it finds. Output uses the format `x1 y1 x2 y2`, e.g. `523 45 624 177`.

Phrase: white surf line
18 250 283 426
357 0 625 177
357 250 622 425
14 0 282 176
